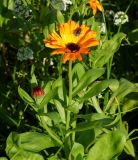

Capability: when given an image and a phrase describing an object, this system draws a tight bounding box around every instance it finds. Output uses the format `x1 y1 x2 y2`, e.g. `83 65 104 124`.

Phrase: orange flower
43 21 99 63
89 0 104 16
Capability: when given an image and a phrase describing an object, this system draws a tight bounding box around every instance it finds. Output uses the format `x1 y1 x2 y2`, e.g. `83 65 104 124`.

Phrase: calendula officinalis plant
1 0 137 160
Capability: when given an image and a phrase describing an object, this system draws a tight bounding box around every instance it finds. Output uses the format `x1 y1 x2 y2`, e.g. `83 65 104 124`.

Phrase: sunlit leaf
69 142 84 160
80 79 119 102
6 132 59 156
73 68 105 96
57 10 64 24
72 63 85 88
18 87 35 109
86 130 126 160
90 33 126 67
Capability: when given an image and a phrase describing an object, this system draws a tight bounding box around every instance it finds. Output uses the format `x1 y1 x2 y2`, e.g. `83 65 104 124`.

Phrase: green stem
64 61 73 158
66 61 72 131
115 97 123 129
66 111 71 130
117 0 133 33
91 96 103 113
69 60 73 108
128 129 138 138
102 11 108 41
72 120 76 142
129 136 138 141
104 95 115 112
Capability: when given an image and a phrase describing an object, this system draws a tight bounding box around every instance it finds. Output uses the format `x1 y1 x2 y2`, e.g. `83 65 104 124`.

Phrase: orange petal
79 48 90 54
96 1 104 12
52 48 66 55
80 39 99 48
93 6 97 16
76 53 82 61
78 30 97 45
44 39 64 48
62 53 70 63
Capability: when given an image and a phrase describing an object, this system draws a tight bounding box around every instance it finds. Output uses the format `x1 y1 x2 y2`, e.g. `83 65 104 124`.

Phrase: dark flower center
66 43 80 52
74 28 81 36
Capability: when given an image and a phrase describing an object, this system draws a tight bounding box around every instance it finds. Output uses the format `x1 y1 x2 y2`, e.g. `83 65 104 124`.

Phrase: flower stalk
66 60 72 131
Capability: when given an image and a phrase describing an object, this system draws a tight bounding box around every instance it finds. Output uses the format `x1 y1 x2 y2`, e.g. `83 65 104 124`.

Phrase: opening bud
32 86 44 97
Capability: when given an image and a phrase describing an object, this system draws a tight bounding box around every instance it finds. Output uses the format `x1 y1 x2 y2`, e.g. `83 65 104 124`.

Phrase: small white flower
98 93 103 99
17 47 34 61
50 59 54 66
61 0 72 11
114 11 129 26
99 22 106 34
14 0 31 18
52 0 72 11
105 10 115 21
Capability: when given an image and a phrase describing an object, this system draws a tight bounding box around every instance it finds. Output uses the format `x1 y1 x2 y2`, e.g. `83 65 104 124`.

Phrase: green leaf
72 68 105 96
57 10 64 24
86 130 126 160
20 132 58 152
105 78 138 113
0 157 8 160
51 77 67 123
18 87 35 108
76 130 95 149
52 77 66 100
68 99 83 114
128 28 138 43
39 87 58 109
80 79 119 102
44 111 62 125
67 117 113 136
76 113 109 121
72 63 85 88
69 142 84 160
6 132 59 156
7 150 44 160
90 33 126 67
42 9 56 37
53 99 66 123
124 139 135 157
0 107 18 126
30 74 38 88
0 0 14 26
122 93 138 113
43 81 53 95
47 155 58 160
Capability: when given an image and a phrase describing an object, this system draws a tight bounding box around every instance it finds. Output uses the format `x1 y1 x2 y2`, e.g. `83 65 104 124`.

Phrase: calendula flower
89 0 104 16
43 21 99 63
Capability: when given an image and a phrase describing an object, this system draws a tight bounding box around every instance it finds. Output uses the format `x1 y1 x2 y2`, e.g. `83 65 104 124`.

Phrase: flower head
32 86 44 97
99 22 106 34
114 11 129 26
89 0 104 16
52 0 72 11
43 21 99 63
17 47 34 61
105 10 115 21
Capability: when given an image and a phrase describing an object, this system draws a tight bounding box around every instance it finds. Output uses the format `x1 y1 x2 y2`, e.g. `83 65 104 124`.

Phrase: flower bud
32 86 44 97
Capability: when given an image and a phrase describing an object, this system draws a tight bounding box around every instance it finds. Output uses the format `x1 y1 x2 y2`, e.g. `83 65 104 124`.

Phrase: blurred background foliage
0 0 138 159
